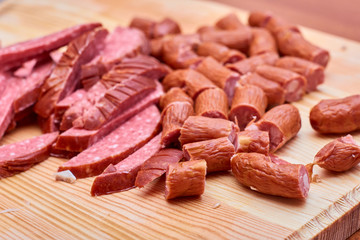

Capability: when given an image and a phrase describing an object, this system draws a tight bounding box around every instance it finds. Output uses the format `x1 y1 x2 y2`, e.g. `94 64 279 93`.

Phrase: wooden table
1 0 360 239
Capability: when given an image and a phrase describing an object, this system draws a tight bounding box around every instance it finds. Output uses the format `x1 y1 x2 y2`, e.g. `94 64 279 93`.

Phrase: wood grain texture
1 0 360 239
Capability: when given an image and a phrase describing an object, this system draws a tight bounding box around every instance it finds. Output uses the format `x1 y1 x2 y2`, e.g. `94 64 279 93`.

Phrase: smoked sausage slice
179 116 239 146
239 73 285 106
165 160 207 200
135 148 183 188
229 85 267 130
275 56 325 92
246 104 301 152
309 95 360 134
231 152 310 199
91 134 162 196
255 65 306 102
195 88 228 119
183 137 235 173
314 134 360 172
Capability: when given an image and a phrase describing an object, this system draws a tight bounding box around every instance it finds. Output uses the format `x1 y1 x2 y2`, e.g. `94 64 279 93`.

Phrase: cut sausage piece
249 28 277 56
275 28 330 67
215 13 247 30
129 17 156 38
195 57 239 101
58 105 161 178
248 11 300 34
245 104 301 152
183 137 235 173
231 153 309 199
275 56 325 92
91 133 162 196
0 132 59 179
79 76 156 130
153 18 181 38
199 29 252 53
161 102 194 147
239 73 285 106
195 42 246 64
14 61 53 114
179 116 239 146
54 82 163 152
314 134 360 172
35 28 108 118
0 22 101 68
81 27 151 89
255 65 306 102
195 88 228 119
227 52 279 75
165 160 206 200
135 148 183 188
229 85 267 130
309 95 360 134
181 69 217 99
159 87 193 113
161 70 186 91
235 130 270 154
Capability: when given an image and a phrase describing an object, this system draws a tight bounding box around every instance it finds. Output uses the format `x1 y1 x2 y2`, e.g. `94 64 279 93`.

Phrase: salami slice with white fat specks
0 132 59 179
91 133 162 196
58 105 161 178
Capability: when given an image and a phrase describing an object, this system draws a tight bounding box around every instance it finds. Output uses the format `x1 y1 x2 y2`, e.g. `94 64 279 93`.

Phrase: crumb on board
312 174 321 183
212 202 221 209
341 45 347 51
0 209 20 214
54 170 76 183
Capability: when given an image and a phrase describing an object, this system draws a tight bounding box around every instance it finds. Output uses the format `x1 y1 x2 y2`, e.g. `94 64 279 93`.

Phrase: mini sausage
227 52 279 75
231 152 310 199
195 42 246 64
196 57 239 101
255 65 307 102
135 148 183 188
183 137 235 173
162 102 194 147
195 88 228 119
199 29 252 53
179 116 239 146
229 85 267 130
245 104 301 152
162 70 186 91
153 18 181 38
248 11 300 34
275 28 330 67
235 130 270 154
275 56 325 92
310 95 360 134
165 160 207 200
179 69 217 99
249 28 277 56
215 13 247 30
314 134 360 172
159 87 193 113
129 17 156 38
239 73 285 106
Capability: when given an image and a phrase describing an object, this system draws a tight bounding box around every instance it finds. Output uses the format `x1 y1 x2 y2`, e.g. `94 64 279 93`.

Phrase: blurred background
210 0 360 42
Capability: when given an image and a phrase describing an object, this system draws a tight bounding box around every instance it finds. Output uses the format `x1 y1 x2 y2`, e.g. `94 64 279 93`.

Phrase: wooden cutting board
1 0 360 239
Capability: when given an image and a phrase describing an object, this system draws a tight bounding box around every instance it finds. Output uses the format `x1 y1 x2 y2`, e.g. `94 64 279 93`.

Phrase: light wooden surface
1 0 360 239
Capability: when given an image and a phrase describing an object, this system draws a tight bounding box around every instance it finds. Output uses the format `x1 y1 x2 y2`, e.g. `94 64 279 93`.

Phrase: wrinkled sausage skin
310 95 360 134
183 137 235 173
249 28 277 56
159 87 193 113
195 42 246 65
231 153 310 199
246 104 301 152
195 88 228 119
165 160 207 200
314 134 360 172
229 85 267 130
179 116 239 146
235 130 270 154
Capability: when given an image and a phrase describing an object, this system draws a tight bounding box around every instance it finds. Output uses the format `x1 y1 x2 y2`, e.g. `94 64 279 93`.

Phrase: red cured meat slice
34 28 108 118
14 61 54 114
13 59 37 78
80 27 150 88
0 74 17 140
55 81 163 152
0 132 59 179
135 148 183 188
0 23 102 68
54 89 87 118
58 104 161 178
91 133 162 196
